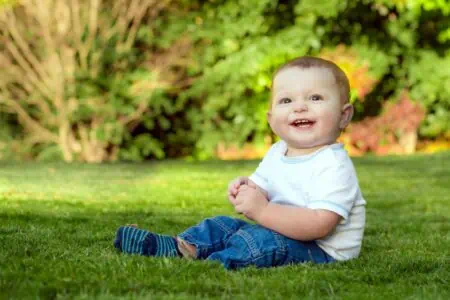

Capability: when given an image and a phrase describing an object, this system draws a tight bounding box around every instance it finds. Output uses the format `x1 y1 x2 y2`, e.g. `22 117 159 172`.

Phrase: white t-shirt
249 140 366 261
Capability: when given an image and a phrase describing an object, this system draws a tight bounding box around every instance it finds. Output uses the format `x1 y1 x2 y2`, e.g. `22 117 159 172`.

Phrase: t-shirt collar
279 140 343 163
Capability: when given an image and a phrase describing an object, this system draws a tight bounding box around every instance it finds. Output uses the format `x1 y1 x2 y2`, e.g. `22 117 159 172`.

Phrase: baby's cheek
323 107 339 119
322 110 341 127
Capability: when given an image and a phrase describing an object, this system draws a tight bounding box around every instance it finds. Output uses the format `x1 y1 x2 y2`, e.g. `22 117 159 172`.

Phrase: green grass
1 153 449 299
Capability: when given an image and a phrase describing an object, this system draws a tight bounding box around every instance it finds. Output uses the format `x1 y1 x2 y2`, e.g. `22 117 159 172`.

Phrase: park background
0 0 449 299
0 0 449 162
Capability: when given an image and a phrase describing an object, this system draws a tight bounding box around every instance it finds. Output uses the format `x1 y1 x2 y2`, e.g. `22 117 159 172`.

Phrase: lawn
0 153 449 299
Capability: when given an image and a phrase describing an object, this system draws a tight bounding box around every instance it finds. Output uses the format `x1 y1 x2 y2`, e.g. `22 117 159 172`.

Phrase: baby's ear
339 103 354 129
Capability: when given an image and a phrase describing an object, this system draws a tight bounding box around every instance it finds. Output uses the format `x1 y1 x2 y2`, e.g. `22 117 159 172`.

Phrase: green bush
0 0 189 162
177 0 450 156
407 51 450 138
1 0 449 161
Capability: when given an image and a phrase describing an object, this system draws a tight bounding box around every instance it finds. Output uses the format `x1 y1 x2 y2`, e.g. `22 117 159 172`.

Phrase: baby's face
268 67 352 156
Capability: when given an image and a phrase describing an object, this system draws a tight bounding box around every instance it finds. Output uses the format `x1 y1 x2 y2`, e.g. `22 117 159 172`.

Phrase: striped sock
114 226 181 257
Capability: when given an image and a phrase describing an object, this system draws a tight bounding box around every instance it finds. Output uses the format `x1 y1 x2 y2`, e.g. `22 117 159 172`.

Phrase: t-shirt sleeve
248 143 279 192
307 163 359 220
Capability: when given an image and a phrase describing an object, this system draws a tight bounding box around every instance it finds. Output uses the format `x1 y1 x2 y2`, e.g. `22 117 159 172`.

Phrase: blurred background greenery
0 0 449 162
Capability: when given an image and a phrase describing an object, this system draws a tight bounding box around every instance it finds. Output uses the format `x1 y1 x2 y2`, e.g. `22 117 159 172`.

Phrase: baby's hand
234 184 251 206
234 184 268 221
227 176 249 206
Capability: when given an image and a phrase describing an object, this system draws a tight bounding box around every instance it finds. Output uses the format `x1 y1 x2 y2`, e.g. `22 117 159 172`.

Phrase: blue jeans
178 216 335 270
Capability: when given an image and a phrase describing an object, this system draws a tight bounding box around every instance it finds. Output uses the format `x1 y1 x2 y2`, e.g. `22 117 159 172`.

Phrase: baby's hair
271 56 350 106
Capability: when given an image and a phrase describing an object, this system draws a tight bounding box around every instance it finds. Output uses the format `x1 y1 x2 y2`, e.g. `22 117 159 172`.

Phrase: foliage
171 0 449 157
1 157 449 298
320 44 392 102
406 50 450 138
0 0 16 7
171 0 395 157
0 0 189 162
341 92 425 155
1 0 450 161
0 114 20 160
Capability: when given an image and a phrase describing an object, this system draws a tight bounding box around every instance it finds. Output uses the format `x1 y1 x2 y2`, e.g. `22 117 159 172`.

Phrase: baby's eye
310 94 323 101
279 97 292 104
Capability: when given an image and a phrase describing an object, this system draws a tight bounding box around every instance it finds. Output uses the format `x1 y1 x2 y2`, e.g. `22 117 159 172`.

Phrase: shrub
1 0 449 161
407 50 450 138
0 0 188 162
341 92 426 155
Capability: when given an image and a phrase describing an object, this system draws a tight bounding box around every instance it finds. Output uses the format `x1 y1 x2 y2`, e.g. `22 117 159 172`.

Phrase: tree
0 0 189 162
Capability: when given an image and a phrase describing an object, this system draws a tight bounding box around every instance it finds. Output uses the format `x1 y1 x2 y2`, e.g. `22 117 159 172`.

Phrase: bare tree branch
3 10 53 92
0 0 183 162
0 88 58 143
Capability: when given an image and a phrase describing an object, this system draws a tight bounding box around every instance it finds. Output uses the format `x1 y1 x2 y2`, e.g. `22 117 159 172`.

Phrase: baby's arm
230 177 339 240
257 204 341 241
233 183 338 241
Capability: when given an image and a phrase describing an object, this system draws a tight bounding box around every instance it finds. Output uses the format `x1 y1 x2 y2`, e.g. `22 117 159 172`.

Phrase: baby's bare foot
176 237 197 259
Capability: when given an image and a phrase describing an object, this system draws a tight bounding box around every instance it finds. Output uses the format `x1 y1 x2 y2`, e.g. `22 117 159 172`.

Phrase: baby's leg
206 224 335 270
177 216 248 259
114 226 181 257
205 224 286 269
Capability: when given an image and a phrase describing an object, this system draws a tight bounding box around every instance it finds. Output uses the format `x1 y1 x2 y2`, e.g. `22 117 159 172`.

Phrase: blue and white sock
114 226 181 257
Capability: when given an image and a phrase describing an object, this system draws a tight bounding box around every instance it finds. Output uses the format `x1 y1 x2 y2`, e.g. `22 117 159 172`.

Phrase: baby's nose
293 100 308 112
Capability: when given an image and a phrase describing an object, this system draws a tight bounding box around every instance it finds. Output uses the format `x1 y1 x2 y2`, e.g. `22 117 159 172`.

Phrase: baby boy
114 56 366 270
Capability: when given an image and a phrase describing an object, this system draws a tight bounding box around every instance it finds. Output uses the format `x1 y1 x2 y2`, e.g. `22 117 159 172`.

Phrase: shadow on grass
0 208 210 236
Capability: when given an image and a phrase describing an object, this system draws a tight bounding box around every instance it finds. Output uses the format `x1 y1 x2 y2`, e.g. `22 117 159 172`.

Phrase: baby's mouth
290 119 316 128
